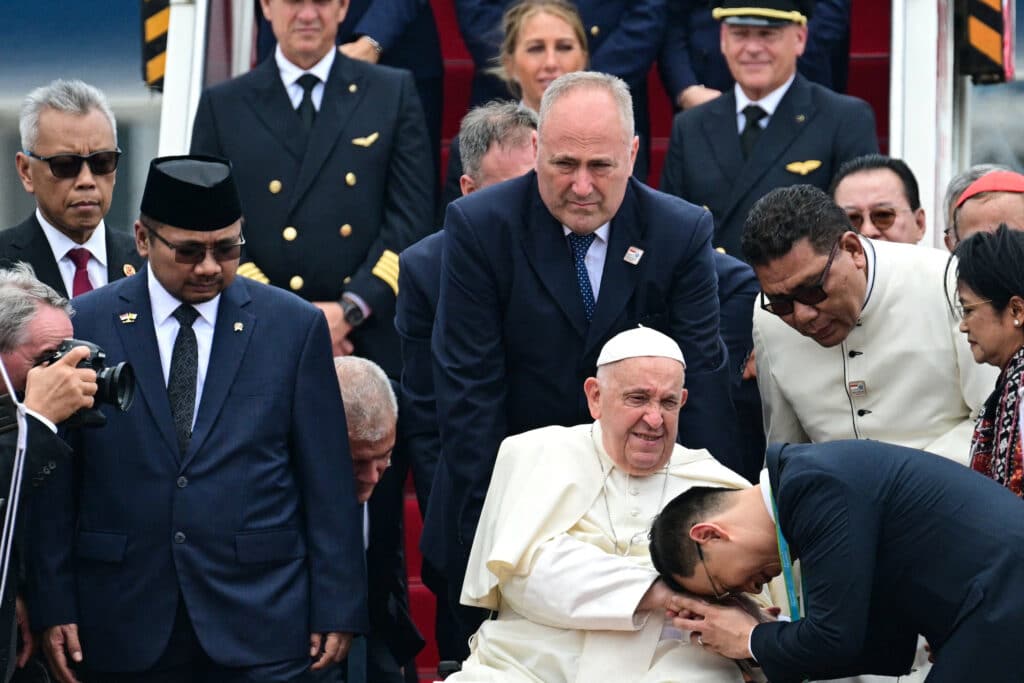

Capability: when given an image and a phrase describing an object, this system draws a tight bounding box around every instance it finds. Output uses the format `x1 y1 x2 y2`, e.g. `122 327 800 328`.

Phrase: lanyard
771 494 802 621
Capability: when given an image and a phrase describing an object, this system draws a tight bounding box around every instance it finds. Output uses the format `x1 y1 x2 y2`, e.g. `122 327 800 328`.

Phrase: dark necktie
568 232 597 321
168 305 200 457
296 73 320 132
740 105 767 159
66 248 94 297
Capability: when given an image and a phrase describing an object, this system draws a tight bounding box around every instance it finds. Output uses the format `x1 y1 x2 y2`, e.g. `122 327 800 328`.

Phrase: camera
41 339 135 427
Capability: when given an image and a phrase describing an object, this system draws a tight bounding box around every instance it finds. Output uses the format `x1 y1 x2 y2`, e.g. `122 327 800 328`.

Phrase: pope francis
450 328 756 682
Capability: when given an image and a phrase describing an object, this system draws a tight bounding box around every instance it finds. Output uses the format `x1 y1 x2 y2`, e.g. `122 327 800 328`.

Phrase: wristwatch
340 296 365 327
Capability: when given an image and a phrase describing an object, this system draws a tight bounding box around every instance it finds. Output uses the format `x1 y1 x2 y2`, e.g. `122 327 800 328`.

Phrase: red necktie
66 248 94 297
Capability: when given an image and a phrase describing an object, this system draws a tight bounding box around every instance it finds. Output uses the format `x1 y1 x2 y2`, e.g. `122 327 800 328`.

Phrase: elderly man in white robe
450 328 757 683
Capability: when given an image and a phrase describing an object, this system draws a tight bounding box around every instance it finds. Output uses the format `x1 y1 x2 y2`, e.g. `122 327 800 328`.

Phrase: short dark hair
741 185 851 266
949 224 1024 314
649 486 735 587
828 154 921 211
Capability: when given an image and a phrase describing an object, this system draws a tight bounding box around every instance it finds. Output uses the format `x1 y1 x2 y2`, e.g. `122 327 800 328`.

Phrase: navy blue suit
660 74 877 257
758 441 1024 683
0 215 143 298
26 270 368 672
658 0 851 98
429 173 738 638
191 53 433 378
714 251 763 481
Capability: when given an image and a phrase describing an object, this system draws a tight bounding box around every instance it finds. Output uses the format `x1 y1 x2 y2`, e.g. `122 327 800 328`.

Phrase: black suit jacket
429 173 739 577
190 53 433 377
0 215 142 298
756 441 1024 683
660 74 878 256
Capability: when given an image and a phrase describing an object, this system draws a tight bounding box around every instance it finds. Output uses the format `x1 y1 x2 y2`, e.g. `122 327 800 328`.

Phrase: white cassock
754 237 992 682
754 237 997 465
451 422 757 683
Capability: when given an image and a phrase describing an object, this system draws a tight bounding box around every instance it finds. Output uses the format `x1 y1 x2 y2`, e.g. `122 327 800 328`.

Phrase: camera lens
96 362 136 412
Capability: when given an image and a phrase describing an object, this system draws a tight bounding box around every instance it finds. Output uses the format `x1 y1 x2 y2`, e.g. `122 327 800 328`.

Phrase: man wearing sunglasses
1 79 142 299
829 154 927 244
27 155 367 683
744 185 994 468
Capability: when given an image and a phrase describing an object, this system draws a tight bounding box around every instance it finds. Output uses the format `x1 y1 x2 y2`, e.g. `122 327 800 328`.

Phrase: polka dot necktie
168 304 200 458
568 232 597 321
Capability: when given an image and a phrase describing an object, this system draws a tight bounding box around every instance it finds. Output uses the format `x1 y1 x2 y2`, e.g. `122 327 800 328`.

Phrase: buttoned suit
428 173 739 639
25 269 368 672
660 74 878 257
190 53 433 378
0 215 142 297
756 440 1024 683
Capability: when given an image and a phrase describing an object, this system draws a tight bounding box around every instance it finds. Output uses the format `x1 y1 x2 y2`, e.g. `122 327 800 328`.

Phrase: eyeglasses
695 542 731 601
844 207 908 232
955 298 992 320
24 149 122 179
760 239 841 316
145 224 245 265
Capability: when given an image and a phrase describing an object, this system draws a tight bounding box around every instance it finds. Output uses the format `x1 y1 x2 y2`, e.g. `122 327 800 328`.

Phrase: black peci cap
712 0 812 26
140 155 242 231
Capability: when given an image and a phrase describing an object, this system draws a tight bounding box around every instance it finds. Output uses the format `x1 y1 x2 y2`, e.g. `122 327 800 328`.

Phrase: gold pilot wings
352 132 379 147
785 160 822 176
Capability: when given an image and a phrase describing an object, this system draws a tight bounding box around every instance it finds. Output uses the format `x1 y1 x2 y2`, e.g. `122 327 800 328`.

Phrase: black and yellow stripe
142 0 170 91
960 0 1009 84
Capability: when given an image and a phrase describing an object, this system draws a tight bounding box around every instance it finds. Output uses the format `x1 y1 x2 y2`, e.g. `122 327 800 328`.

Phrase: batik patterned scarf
970 345 1024 497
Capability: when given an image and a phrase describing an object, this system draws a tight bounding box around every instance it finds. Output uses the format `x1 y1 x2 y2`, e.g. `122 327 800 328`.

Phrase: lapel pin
233 322 244 333
119 312 138 324
785 160 822 176
623 246 644 266
352 132 379 147
123 264 136 277
795 114 806 123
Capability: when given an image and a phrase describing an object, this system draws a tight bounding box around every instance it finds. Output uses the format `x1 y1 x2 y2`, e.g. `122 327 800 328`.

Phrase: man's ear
688 522 728 544
134 221 150 259
583 376 601 421
459 174 476 196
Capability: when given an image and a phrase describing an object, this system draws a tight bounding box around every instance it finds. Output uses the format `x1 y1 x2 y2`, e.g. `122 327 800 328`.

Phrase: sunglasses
844 208 905 231
145 224 245 265
760 238 841 316
24 149 122 179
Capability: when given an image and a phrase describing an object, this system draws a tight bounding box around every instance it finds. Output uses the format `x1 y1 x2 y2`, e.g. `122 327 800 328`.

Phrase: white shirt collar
146 265 220 328
275 44 335 90
562 222 611 242
734 73 796 119
758 468 776 523
36 208 108 267
857 235 877 313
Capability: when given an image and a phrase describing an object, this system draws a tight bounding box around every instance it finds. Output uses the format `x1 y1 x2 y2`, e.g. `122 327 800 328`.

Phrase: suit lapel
182 278 255 470
720 77 817 226
288 56 363 216
111 267 178 458
522 185 588 339
701 93 744 182
105 228 137 283
585 182 643 356
243 59 308 162
12 216 67 297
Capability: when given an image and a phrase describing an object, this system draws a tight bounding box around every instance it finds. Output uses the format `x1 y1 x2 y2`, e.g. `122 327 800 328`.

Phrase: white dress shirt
275 44 335 111
37 209 109 295
147 267 219 428
734 74 796 134
563 222 610 300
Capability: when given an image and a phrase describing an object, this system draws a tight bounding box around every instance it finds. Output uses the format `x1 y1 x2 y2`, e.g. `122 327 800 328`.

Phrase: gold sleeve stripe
710 8 807 25
372 250 401 295
237 262 270 284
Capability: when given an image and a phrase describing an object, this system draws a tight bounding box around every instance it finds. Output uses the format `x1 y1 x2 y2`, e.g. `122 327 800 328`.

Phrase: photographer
0 262 97 681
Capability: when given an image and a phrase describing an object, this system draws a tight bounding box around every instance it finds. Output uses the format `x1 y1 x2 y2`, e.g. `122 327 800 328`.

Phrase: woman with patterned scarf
950 225 1024 496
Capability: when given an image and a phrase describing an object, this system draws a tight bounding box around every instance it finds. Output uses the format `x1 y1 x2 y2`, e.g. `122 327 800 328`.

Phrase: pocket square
785 160 822 176
352 132 380 147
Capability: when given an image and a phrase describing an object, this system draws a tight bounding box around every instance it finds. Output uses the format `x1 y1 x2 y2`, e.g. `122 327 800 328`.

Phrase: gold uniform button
289 275 304 291
590 25 600 36
349 83 358 93
345 172 357 187
268 179 282 194
343 276 352 284
715 246 726 254
283 226 298 241
339 224 353 237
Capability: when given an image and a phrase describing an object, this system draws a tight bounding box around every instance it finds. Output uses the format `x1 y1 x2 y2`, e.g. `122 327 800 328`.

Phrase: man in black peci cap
27 155 368 682
660 0 878 257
